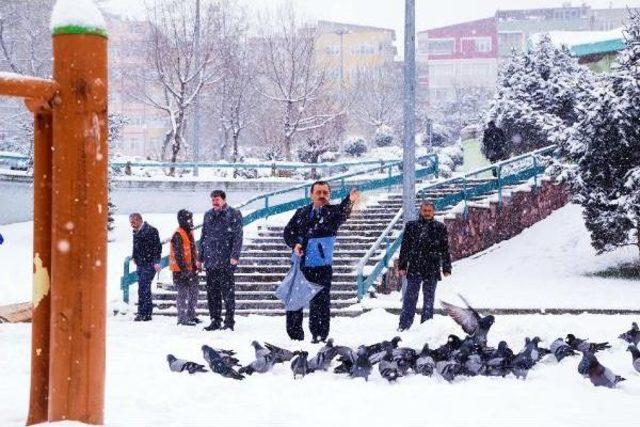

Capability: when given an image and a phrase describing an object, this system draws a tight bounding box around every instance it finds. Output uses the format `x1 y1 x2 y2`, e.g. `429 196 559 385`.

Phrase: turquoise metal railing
120 154 439 302
355 145 555 300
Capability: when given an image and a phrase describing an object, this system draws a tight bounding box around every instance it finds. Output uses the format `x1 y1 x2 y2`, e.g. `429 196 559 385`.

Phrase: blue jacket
199 205 243 269
283 196 353 268
131 222 162 267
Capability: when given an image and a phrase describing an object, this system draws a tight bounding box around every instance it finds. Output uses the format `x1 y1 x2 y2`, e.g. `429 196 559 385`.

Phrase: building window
324 45 340 56
426 39 455 56
498 32 524 56
474 37 492 53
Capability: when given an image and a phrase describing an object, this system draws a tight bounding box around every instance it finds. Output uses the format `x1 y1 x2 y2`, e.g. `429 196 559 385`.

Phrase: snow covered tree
560 14 640 257
255 4 344 160
107 113 128 233
427 87 491 141
343 136 367 157
373 124 394 147
350 64 402 133
485 36 594 160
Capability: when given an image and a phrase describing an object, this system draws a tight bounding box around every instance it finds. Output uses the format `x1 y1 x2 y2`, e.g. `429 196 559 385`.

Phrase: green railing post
497 165 503 206
265 195 270 220
121 257 131 303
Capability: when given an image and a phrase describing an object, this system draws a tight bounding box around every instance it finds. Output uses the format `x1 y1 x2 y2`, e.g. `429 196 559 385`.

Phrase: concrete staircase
151 177 521 317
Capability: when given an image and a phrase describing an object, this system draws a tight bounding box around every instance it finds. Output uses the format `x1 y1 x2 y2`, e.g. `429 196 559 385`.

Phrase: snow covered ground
1 311 639 426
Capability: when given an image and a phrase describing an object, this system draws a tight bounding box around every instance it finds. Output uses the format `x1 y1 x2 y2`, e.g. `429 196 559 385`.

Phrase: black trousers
205 267 236 327
286 266 332 341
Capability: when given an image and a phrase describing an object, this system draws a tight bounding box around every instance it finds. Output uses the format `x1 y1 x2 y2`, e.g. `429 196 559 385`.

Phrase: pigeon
291 351 311 379
391 347 418 376
627 344 640 374
308 338 339 371
366 337 402 364
166 354 207 374
440 295 495 346
510 337 545 379
379 349 401 382
203 345 240 367
201 345 244 380
239 341 276 375
485 341 514 377
549 338 577 362
619 322 640 346
334 345 372 381
264 342 295 364
462 352 486 377
415 344 436 376
432 335 463 362
435 359 466 382
577 351 625 388
566 334 611 353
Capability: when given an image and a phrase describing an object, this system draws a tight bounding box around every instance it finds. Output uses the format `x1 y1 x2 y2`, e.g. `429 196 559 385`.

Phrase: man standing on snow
397 200 452 331
283 181 360 342
170 209 200 326
129 213 162 322
199 190 243 332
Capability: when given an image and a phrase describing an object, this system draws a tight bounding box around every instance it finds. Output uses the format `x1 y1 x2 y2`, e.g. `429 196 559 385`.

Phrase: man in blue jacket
199 190 243 331
283 181 359 342
130 213 162 321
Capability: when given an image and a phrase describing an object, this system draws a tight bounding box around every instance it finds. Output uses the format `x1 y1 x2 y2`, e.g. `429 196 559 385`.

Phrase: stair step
153 290 357 301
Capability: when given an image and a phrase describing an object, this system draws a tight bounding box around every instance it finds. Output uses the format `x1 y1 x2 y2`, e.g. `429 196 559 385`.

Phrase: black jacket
398 218 452 281
283 196 353 267
132 222 162 267
198 206 243 269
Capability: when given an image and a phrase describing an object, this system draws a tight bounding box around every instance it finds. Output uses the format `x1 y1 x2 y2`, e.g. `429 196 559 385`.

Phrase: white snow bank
51 0 106 31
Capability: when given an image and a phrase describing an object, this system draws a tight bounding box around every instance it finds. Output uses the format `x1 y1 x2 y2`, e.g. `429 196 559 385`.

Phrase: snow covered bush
343 136 368 157
373 125 394 147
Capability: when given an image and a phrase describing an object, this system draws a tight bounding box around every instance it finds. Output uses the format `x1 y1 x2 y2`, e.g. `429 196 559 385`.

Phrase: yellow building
316 20 397 88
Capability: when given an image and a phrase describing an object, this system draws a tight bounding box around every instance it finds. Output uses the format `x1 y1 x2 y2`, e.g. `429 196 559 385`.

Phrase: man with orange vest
170 209 200 326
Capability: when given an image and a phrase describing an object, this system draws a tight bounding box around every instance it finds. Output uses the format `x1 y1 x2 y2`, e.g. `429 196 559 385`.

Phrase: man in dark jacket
397 201 452 331
481 120 508 164
283 181 360 342
170 209 200 326
199 190 243 331
129 213 162 321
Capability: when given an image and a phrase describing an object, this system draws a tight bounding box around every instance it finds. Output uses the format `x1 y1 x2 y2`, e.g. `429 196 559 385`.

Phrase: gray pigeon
415 344 436 377
566 334 611 353
239 341 276 375
510 337 546 379
392 347 418 376
549 338 577 362
435 359 465 382
308 338 338 371
379 349 401 382
627 345 640 374
440 295 495 347
366 337 402 364
334 345 372 381
577 351 625 388
291 351 311 379
166 354 207 374
619 322 640 345
264 342 295 364
201 345 244 380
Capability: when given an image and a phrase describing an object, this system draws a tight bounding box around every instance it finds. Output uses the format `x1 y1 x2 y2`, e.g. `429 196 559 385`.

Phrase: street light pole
335 28 347 89
192 0 201 176
402 0 416 223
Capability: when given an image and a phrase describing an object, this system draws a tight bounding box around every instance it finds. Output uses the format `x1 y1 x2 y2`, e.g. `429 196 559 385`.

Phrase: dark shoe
204 321 221 331
142 315 152 322
134 314 146 322
222 324 234 331
177 320 197 326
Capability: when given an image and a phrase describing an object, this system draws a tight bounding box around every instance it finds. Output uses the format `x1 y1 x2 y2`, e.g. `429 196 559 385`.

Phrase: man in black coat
283 181 360 343
199 190 243 331
397 201 452 331
481 120 508 164
130 213 162 321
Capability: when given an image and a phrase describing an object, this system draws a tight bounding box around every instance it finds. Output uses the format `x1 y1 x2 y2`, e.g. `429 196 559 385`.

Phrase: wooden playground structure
0 2 108 425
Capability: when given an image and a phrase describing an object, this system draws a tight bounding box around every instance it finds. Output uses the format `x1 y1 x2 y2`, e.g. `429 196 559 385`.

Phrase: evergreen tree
107 113 128 233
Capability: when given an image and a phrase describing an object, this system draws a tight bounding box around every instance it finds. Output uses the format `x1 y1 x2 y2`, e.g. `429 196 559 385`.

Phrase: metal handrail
354 145 556 300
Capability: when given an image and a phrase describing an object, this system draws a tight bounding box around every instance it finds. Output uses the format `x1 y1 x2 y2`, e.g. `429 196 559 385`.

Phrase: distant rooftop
317 20 395 36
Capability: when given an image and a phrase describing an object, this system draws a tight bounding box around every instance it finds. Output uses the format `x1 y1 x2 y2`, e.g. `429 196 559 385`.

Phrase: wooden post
48 16 108 425
26 107 53 426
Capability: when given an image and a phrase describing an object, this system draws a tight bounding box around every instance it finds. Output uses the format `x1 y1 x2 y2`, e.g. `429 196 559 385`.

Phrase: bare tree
350 64 403 133
255 4 343 160
136 0 222 174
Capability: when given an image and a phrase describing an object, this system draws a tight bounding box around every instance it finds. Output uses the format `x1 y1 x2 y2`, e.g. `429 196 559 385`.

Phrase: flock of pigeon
167 296 640 388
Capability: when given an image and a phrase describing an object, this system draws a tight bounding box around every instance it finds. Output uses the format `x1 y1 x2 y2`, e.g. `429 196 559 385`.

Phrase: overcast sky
106 0 640 53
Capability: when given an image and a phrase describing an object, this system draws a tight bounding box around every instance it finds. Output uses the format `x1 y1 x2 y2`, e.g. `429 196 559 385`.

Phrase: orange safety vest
169 228 197 272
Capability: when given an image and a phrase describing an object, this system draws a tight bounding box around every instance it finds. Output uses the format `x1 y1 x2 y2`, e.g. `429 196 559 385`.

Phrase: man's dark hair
310 181 331 193
420 200 435 208
210 189 226 199
129 212 142 221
